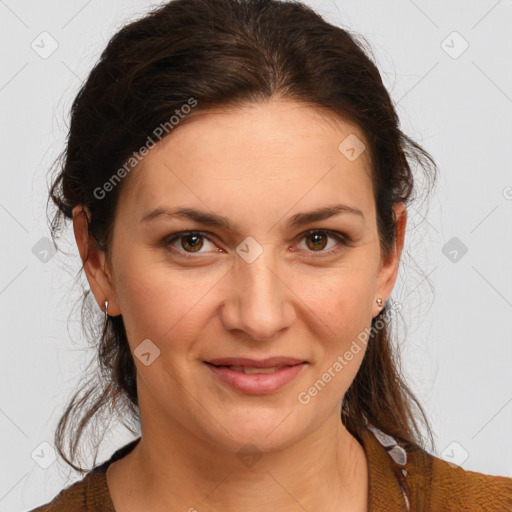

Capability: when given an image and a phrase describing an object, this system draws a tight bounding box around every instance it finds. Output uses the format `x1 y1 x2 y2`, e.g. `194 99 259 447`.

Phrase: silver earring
104 300 109 323
376 297 383 307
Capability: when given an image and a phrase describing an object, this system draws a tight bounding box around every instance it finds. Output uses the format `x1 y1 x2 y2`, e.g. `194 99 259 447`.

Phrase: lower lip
204 362 307 394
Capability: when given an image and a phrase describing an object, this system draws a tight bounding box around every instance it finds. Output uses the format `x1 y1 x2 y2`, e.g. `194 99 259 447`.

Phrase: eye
295 229 348 256
164 231 217 256
164 229 349 258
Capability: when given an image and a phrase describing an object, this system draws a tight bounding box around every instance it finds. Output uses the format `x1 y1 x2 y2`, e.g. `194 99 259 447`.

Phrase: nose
220 251 296 341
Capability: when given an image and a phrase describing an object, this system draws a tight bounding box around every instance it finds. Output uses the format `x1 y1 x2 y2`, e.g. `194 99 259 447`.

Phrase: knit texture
28 426 512 511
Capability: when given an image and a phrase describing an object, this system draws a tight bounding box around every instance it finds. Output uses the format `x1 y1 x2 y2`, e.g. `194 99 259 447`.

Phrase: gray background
1 0 511 510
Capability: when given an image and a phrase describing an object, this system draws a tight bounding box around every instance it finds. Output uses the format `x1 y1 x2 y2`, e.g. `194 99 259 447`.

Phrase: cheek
299 269 376 394
112 252 216 347
304 265 376 332
305 278 374 398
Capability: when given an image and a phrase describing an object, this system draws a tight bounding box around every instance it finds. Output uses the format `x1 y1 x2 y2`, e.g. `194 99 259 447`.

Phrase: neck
107 396 369 512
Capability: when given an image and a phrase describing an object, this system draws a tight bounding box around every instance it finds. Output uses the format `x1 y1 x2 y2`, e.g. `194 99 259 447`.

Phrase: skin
72 99 406 512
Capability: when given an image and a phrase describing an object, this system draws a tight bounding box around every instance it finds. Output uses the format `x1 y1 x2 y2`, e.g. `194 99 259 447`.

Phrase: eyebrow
140 203 365 230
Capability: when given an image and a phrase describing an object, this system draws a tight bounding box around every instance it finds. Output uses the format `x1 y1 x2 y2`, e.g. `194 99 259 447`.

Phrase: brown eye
297 229 348 256
165 231 216 255
305 232 329 251
180 233 204 252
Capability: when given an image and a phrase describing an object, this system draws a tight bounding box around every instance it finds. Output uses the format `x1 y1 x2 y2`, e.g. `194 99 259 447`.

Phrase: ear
373 202 407 318
72 205 121 317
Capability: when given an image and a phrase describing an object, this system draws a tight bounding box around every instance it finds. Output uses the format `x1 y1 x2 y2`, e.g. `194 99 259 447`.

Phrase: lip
205 356 306 368
203 358 308 394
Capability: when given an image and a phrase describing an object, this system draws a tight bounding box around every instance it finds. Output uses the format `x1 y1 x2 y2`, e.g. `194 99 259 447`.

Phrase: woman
30 0 512 510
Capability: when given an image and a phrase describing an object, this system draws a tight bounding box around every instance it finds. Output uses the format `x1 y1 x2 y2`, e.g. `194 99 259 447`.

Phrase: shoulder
429 454 512 511
27 438 139 511
26 472 111 512
406 445 512 511
362 424 512 511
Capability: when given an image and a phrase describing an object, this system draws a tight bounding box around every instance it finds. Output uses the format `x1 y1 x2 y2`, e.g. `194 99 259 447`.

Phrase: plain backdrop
1 0 511 510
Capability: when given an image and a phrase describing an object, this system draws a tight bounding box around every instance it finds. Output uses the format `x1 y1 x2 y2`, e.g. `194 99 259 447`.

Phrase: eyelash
163 229 350 259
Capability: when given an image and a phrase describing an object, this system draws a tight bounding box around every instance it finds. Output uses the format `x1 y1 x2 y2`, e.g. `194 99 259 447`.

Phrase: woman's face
81 99 404 453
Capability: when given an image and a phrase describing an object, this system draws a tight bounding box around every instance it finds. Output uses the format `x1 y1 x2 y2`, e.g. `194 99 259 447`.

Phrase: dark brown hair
48 0 438 472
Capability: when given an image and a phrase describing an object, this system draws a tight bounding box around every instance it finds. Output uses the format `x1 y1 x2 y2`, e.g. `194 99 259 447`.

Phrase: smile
204 362 307 394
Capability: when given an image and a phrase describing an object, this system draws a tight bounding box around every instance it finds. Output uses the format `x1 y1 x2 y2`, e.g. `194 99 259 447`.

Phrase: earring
376 297 383 307
104 300 109 323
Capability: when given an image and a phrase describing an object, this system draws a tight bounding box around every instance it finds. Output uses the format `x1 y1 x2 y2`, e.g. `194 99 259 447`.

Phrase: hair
48 0 438 472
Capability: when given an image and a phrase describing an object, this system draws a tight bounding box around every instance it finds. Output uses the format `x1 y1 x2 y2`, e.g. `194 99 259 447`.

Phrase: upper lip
205 357 307 368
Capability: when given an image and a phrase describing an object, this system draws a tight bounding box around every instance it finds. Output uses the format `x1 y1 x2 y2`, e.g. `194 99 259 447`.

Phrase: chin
198 414 303 455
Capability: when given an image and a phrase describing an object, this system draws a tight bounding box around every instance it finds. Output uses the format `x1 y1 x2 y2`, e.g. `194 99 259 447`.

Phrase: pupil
184 234 202 251
309 233 326 250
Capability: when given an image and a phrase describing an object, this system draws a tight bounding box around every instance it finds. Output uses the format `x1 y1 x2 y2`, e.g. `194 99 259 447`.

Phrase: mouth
205 356 307 366
214 365 282 374
204 363 302 374
203 357 308 394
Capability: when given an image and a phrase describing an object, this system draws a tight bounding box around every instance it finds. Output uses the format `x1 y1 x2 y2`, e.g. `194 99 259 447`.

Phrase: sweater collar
357 426 410 511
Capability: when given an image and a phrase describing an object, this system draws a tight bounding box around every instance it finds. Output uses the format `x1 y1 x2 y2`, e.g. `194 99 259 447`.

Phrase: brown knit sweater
28 425 512 511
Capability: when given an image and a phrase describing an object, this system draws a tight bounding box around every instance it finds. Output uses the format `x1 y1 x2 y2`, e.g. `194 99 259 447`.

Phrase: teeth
228 365 279 374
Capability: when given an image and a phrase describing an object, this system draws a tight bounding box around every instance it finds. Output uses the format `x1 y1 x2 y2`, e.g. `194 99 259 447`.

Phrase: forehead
118 99 374 224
